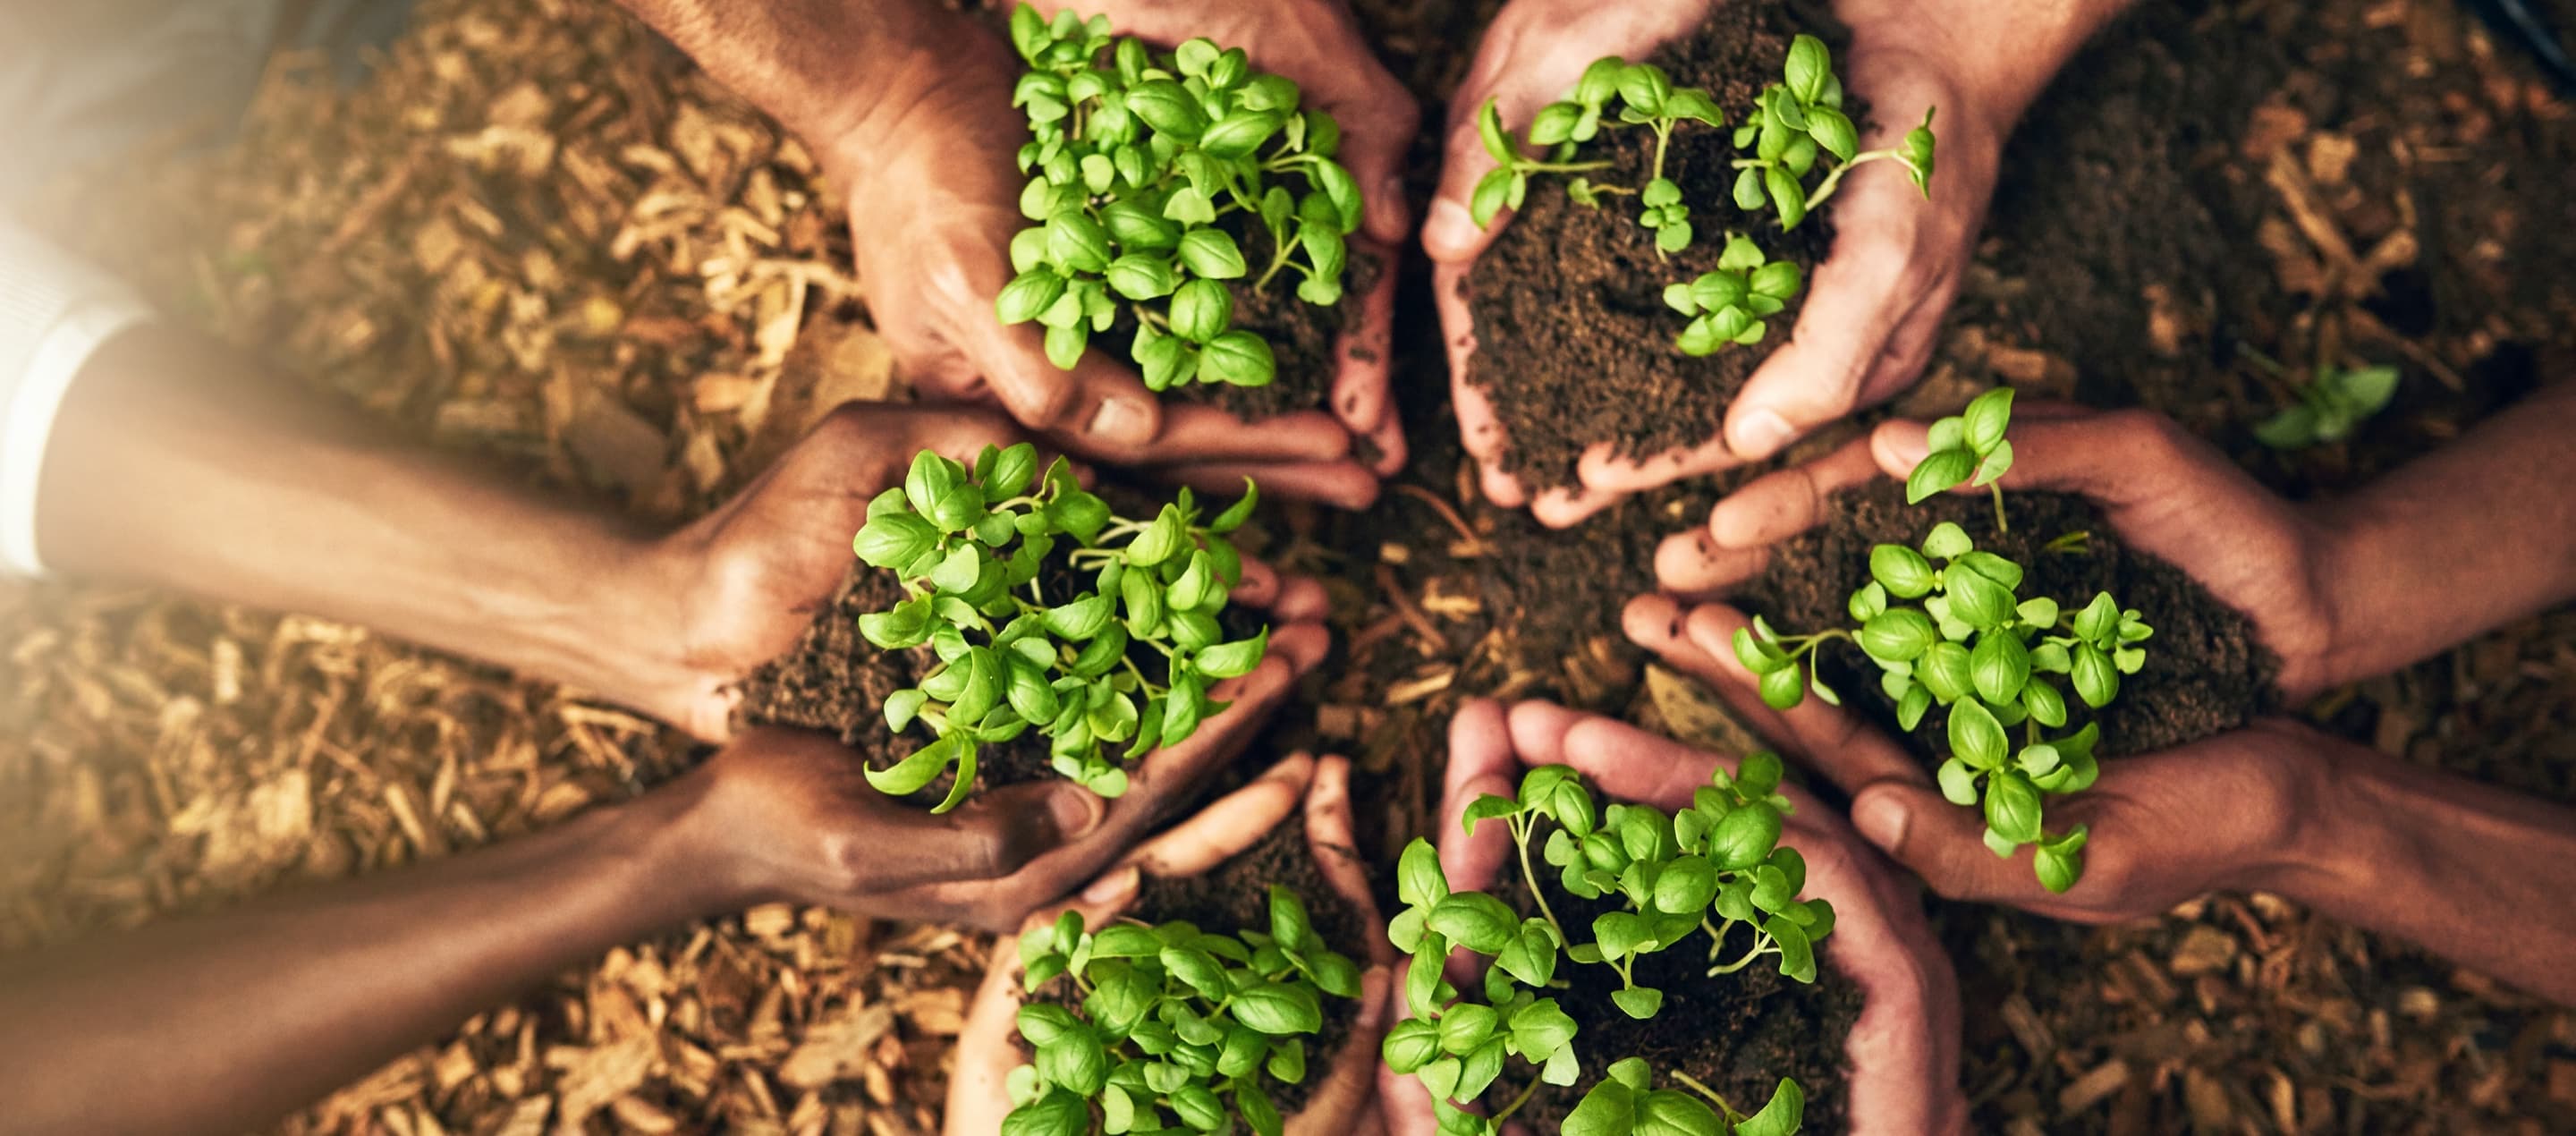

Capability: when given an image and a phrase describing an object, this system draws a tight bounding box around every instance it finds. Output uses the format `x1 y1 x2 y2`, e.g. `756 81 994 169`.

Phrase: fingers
1438 699 1520 894
1847 780 2058 910
1575 434 1741 499
1528 482 1620 530
1722 169 1923 462
878 780 1106 891
1284 967 1396 1136
1334 237 1407 476
1654 435 1877 593
964 318 1168 453
1128 753 1318 877
1303 756 1394 963
1620 598 1926 796
1163 459 1381 511
1436 262 1529 510
1544 709 1733 811
1868 408 2204 513
1152 403 1355 465
1791 825 1967 1136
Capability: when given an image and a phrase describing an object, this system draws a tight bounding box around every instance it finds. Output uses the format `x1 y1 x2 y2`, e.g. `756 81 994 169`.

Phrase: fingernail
1081 864 1139 904
1356 966 1393 1028
1088 394 1155 445
1048 787 1104 841
1423 199 1479 259
1852 790 1911 854
1733 408 1795 459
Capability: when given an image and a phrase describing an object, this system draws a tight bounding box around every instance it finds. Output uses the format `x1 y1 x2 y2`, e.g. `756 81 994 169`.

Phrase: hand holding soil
1011 0 1418 478
947 753 1397 1135
815 5 1385 507
1424 0 2023 526
1653 407 2348 699
1377 699 1966 1136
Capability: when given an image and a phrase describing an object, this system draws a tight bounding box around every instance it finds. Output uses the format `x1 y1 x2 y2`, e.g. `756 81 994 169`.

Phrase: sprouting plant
2254 362 2399 449
1736 392 2153 893
1727 36 1933 230
1004 886 1362 1136
1665 234 1803 354
1903 387 2019 531
850 444 1267 810
1381 760 1824 1136
999 5 1365 390
1465 35 1936 357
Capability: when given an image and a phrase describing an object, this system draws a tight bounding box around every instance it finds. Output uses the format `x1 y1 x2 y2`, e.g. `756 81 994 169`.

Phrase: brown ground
3 0 2574 1134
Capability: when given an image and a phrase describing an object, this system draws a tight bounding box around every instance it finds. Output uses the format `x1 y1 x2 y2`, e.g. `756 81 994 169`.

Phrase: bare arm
2316 379 2576 685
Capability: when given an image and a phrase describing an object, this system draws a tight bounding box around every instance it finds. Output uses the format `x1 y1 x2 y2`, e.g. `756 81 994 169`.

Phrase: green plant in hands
1665 234 1803 354
1004 886 1363 1136
1380 760 1824 1136
1737 391 2154 892
1467 34 1936 357
2254 362 2400 449
1726 36 1934 230
998 5 1366 390
850 444 1267 810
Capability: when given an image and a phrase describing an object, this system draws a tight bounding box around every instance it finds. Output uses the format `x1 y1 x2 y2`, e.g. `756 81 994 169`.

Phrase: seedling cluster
1004 887 1363 1136
1469 35 1935 355
1000 5 1365 390
850 445 1267 810
1736 391 2151 892
1382 760 1824 1136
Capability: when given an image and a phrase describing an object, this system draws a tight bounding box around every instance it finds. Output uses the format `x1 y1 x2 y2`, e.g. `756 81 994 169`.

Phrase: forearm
36 325 697 716
1843 0 2143 120
2275 739 2576 1005
606 0 961 163
2315 379 2576 684
0 785 732 1135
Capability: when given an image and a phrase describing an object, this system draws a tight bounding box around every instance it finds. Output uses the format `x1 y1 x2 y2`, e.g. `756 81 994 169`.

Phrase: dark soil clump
1482 819 1863 1131
1733 482 2281 761
1465 0 1841 491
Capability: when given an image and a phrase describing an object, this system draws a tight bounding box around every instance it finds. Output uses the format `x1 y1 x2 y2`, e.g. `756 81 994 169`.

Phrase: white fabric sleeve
0 219 154 578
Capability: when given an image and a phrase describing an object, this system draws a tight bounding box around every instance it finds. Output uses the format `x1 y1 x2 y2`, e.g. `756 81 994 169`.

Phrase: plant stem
1491 1074 1546 1124
1671 1071 1741 1122
1990 483 2011 534
1802 148 1902 213
1514 819 1570 945
1515 158 1616 175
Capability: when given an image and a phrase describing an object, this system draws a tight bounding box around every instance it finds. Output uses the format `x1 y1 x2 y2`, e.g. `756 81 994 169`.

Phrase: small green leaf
1970 632 2033 704
1199 330 1276 387
1963 387 2015 453
1735 1079 1806 1136
1230 982 1323 1036
1936 757 1980 805
2072 642 2120 708
1906 448 1977 504
1987 768 2044 844
1860 608 1939 663
1767 165 1808 229
1784 34 1831 104
1427 893 1518 954
1948 696 2008 769
1397 837 1448 907
1611 985 1665 1019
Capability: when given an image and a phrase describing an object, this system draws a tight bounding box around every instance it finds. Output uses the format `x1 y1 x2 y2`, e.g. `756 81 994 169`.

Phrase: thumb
1849 781 2029 905
874 780 1105 892
1868 407 2196 513
965 324 1166 455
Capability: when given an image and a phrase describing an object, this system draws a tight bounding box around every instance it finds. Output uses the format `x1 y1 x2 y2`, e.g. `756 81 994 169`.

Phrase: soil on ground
1479 819 1864 1132
1464 0 1842 491
1730 482 2282 763
1026 814 1368 1119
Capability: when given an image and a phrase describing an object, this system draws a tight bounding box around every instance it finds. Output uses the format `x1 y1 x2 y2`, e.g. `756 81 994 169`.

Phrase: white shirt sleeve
0 218 154 578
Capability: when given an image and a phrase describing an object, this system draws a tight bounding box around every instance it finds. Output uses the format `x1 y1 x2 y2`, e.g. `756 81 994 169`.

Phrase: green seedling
851 444 1267 810
1000 4 1365 389
1466 35 1936 355
2255 363 2399 449
1740 391 2151 892
1382 761 1825 1136
1004 886 1362 1136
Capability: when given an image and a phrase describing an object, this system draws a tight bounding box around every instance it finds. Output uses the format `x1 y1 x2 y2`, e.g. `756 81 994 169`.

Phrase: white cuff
0 223 154 578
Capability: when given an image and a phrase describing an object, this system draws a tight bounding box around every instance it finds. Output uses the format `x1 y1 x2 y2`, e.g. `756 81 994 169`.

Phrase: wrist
1862 0 2131 126
618 766 764 920
2244 726 2394 907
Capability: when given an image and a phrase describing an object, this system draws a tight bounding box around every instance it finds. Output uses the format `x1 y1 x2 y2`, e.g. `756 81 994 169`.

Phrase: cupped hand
1426 0 2011 526
1380 699 1967 1136
948 753 1398 1135
1624 595 2342 923
1654 407 2350 699
1015 0 1419 477
825 7 1385 507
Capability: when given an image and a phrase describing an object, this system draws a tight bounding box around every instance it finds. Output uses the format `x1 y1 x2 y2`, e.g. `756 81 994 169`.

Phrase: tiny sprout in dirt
2255 362 2400 449
1469 35 1936 357
1740 390 2151 893
1005 886 1362 1136
850 444 1266 810
1381 760 1822 1136
998 5 1365 390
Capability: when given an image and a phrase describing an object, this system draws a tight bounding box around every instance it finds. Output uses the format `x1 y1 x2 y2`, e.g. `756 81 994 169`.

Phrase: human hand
1654 406 2350 699
1378 699 1966 1136
948 753 1398 1134
1013 0 1419 475
1624 598 2342 921
1425 0 2036 526
821 6 1385 506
